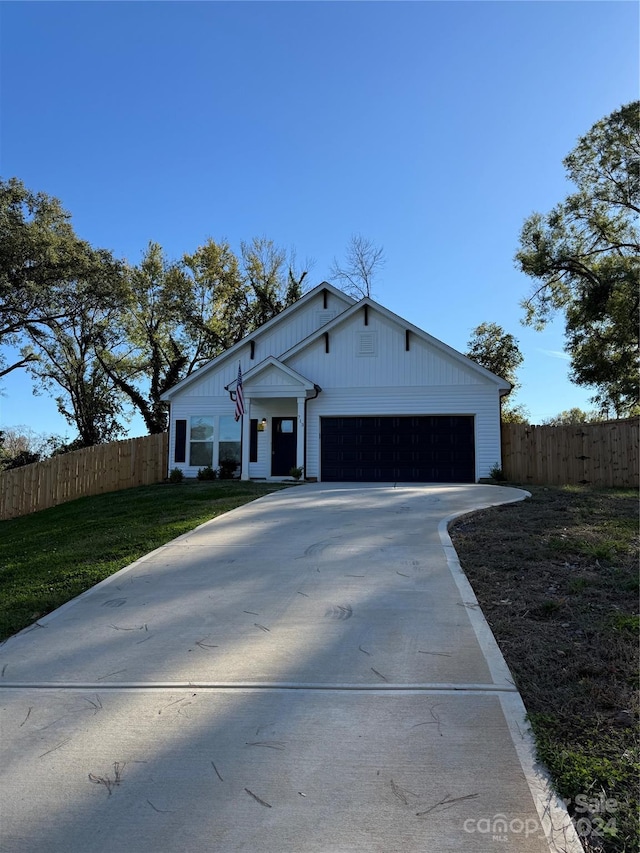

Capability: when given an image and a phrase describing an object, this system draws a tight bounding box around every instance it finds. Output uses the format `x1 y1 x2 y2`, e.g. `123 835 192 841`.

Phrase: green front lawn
0 480 290 641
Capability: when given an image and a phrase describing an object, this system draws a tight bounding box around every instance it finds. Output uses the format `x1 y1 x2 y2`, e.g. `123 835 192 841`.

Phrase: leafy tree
542 407 607 426
0 428 40 470
182 238 249 354
0 426 67 470
183 237 309 350
240 237 309 326
465 322 528 423
0 177 123 379
95 242 193 434
1 179 312 438
0 177 128 444
330 234 385 298
516 102 639 416
500 404 529 424
465 322 524 387
25 305 128 446
98 238 310 434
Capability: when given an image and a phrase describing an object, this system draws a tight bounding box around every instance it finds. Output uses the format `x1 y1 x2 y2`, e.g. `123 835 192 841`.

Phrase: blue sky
1 1 638 440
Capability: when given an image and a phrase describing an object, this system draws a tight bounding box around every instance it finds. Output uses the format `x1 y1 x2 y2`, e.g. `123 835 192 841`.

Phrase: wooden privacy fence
0 433 169 521
501 419 639 488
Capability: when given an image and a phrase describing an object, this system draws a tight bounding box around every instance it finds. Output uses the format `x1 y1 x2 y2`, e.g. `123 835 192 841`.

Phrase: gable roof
242 356 316 391
279 297 512 392
160 281 354 401
234 357 318 399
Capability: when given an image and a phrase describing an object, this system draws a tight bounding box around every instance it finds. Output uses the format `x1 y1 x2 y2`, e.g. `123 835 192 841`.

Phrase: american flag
234 363 245 421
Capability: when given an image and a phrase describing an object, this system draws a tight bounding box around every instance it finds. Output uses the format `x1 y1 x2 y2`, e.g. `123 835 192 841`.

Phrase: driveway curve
0 484 582 853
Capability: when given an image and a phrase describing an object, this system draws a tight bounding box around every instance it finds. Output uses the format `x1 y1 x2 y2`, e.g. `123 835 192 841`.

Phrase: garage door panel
321 416 475 483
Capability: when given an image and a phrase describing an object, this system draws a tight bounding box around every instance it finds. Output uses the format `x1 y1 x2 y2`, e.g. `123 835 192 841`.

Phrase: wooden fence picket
0 433 169 520
1 420 636 521
501 418 639 488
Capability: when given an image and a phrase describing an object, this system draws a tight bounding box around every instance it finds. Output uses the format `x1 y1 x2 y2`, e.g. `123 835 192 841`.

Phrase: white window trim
186 414 243 470
188 415 215 468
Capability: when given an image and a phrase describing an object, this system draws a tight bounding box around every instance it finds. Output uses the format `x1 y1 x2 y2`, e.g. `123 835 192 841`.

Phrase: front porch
235 358 320 481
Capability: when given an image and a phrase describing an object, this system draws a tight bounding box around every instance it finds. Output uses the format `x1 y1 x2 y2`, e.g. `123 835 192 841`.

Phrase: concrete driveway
0 484 582 852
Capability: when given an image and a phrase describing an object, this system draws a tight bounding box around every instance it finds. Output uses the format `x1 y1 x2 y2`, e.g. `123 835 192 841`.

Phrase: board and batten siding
304 386 502 481
174 290 351 399
181 349 251 398
250 289 350 365
166 295 505 481
249 364 301 387
285 310 484 389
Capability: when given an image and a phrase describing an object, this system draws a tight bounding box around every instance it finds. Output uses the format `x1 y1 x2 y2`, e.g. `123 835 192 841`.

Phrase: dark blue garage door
320 416 475 482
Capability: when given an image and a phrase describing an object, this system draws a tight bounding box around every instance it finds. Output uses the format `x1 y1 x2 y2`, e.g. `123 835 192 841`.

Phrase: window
219 415 241 466
190 416 214 466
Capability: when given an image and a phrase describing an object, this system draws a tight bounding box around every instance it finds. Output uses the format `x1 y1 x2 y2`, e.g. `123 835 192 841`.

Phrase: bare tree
330 234 385 298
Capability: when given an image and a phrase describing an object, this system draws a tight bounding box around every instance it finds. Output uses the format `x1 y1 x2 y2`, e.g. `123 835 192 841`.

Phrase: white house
160 282 510 483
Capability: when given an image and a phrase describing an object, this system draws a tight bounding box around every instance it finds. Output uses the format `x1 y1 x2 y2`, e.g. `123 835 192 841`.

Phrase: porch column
241 398 251 480
296 396 305 474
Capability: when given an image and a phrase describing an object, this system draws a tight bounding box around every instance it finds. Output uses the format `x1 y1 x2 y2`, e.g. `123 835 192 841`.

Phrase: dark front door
271 417 297 476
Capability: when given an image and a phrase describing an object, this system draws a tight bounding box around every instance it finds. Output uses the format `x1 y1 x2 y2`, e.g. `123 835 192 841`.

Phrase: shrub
168 467 184 483
289 466 304 481
218 458 238 480
197 466 217 481
489 462 506 482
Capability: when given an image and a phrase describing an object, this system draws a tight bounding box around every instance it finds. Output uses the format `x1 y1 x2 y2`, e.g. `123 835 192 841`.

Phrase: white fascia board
280 297 512 392
160 282 354 401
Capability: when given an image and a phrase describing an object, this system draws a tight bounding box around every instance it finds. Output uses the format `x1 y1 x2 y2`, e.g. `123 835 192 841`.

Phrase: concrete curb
439 492 585 853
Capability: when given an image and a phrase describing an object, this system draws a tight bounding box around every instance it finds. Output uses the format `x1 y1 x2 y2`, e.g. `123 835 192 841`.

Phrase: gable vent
317 310 336 327
357 331 377 356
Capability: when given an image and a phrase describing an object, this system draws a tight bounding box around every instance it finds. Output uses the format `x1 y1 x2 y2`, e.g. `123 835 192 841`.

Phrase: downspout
165 402 171 479
304 384 322 477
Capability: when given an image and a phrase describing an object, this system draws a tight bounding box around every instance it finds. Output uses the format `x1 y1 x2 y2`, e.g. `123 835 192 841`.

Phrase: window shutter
174 420 187 463
250 419 258 463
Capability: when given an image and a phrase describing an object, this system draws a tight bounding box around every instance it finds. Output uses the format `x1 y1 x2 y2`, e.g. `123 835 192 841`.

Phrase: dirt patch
449 485 639 853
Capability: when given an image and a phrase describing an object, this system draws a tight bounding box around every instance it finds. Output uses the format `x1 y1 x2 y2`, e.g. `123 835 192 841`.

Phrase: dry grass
449 485 639 853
